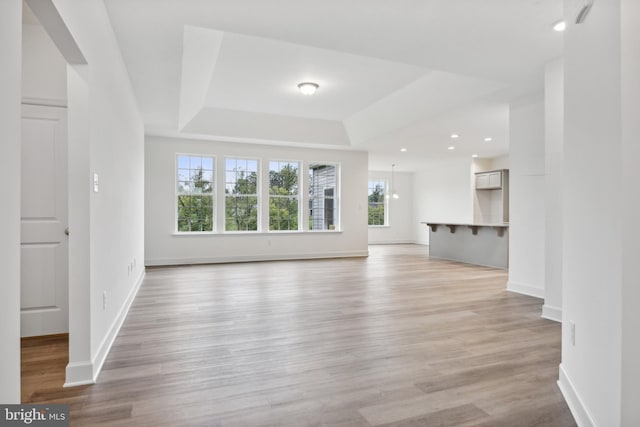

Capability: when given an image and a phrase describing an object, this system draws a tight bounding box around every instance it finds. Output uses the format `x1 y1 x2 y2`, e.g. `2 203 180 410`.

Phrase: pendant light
387 164 399 200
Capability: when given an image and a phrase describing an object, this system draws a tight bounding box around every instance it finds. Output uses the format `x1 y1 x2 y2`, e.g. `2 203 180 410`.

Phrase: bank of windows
176 156 339 233
367 179 387 226
308 163 339 231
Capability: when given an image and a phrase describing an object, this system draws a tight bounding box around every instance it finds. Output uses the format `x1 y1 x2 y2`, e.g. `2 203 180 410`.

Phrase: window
308 163 339 230
225 158 259 231
269 161 300 231
368 180 387 226
176 155 214 232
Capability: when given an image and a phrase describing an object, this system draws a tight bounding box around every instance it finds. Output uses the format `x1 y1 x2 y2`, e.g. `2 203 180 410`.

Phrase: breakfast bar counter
421 222 509 269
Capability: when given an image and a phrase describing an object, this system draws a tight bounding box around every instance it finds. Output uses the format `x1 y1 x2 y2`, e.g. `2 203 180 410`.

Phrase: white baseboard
92 269 145 381
542 304 562 322
558 364 597 427
65 269 145 387
22 97 67 108
145 250 369 266
64 361 94 387
368 240 414 245
506 280 544 299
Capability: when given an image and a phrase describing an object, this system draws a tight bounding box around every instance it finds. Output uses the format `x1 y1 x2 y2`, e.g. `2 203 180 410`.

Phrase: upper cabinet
475 170 505 190
473 169 509 224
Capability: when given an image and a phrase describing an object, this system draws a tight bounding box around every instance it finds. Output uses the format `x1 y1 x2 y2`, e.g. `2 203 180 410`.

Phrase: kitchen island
421 222 508 269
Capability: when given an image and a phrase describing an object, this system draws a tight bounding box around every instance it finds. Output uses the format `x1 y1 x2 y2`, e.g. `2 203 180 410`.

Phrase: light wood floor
22 244 576 426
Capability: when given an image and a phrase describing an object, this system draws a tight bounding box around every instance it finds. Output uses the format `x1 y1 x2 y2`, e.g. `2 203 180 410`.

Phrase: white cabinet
488 172 502 188
473 169 509 224
476 170 503 190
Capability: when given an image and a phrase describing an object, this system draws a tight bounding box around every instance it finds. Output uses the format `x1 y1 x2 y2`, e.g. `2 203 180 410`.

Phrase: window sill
368 225 390 228
172 230 343 236
173 231 216 236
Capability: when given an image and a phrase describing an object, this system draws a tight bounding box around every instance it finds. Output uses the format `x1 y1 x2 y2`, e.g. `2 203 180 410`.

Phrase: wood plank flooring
21 334 71 404
22 244 576 426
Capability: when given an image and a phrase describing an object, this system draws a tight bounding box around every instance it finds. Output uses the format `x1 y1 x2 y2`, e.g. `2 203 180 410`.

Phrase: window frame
307 162 340 232
175 153 216 233
367 179 388 227
223 156 261 233
268 159 301 232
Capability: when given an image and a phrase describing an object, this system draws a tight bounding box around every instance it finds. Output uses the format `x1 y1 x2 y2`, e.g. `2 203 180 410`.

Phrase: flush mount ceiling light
471 154 479 158
484 137 493 142
448 146 455 150
553 20 567 32
450 133 460 139
297 82 319 95
400 148 407 152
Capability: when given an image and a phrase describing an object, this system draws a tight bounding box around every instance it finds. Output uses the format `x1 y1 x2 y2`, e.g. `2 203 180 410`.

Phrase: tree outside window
177 155 214 232
368 180 386 226
225 158 259 231
269 161 299 231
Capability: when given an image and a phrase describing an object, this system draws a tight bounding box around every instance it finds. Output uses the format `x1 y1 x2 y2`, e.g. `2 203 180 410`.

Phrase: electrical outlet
570 321 576 346
102 291 107 310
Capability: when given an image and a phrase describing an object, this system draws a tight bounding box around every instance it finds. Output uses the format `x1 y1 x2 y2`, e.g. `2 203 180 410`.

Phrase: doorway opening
20 0 89 399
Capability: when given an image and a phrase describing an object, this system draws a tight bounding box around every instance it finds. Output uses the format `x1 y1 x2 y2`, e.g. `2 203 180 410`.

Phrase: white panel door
20 104 68 337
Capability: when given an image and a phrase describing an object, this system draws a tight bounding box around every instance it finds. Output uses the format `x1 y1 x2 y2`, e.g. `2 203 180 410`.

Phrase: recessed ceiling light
400 148 407 152
471 154 478 158
450 134 459 139
484 137 493 142
448 146 455 150
297 82 319 95
553 20 566 32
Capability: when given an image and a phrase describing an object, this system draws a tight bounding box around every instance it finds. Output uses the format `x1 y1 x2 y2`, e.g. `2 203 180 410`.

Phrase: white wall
621 2 640 424
66 64 92 384
22 23 66 103
412 158 474 245
0 0 22 404
472 158 507 225
368 170 414 244
543 58 563 322
507 94 545 298
51 0 145 384
480 154 510 224
145 135 368 265
472 158 491 224
489 155 510 170
560 1 624 425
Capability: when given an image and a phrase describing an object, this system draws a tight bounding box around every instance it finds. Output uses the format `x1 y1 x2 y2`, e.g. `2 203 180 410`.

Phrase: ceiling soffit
178 26 507 149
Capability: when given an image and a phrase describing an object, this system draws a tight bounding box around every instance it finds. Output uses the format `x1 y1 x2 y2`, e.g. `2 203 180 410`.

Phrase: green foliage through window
368 180 386 226
177 155 214 232
176 155 344 233
225 158 259 231
269 161 299 231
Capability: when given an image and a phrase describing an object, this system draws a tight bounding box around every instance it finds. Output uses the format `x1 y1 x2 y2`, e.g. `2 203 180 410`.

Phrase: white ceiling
104 0 563 172
202 31 430 121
